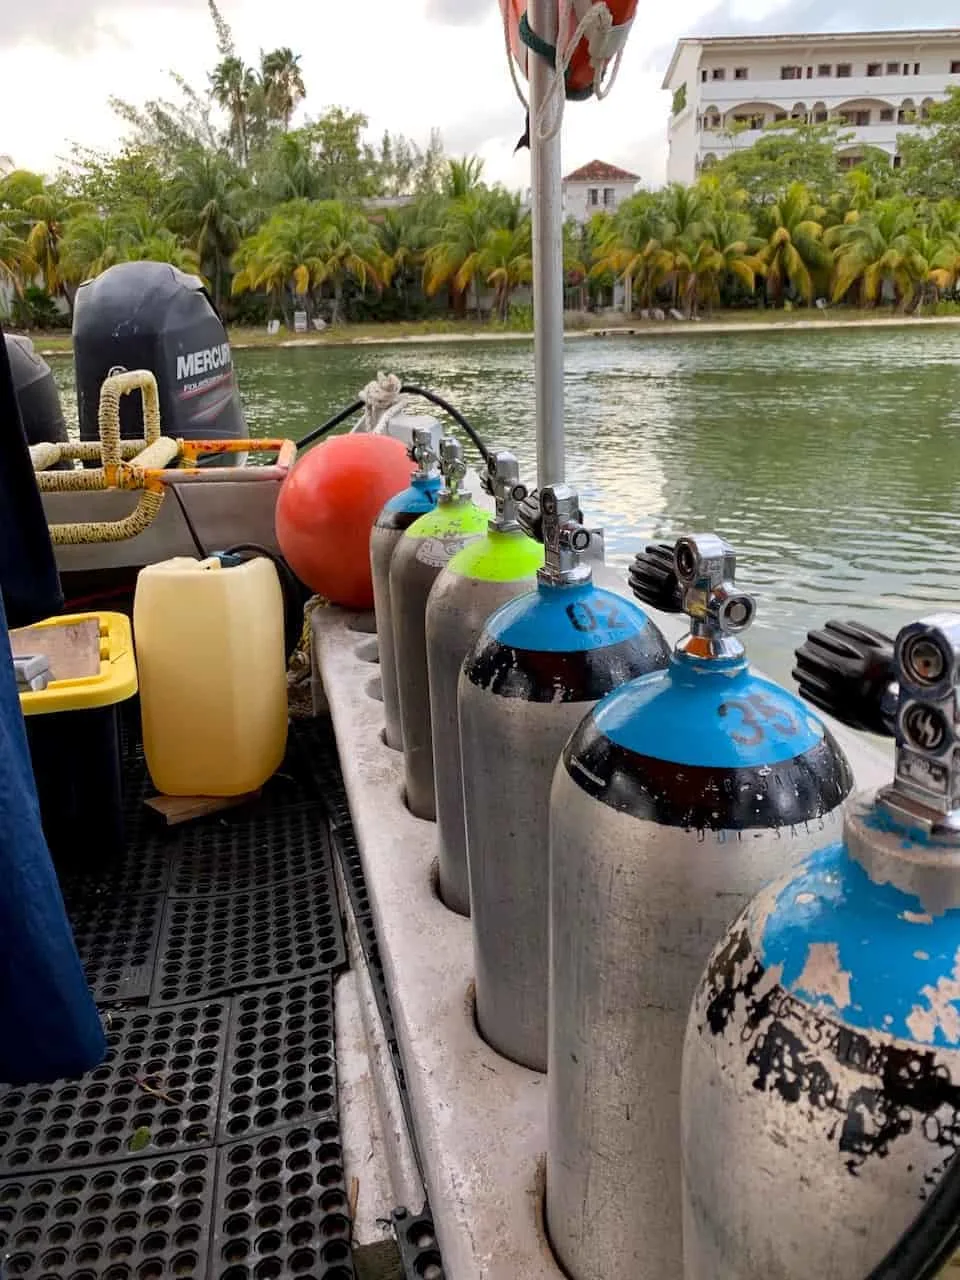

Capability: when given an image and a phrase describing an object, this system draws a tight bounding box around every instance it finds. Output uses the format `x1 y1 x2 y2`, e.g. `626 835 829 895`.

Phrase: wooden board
144 790 262 827
10 618 100 680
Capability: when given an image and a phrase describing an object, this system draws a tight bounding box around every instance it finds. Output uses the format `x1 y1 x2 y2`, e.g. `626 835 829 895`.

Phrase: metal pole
529 0 565 488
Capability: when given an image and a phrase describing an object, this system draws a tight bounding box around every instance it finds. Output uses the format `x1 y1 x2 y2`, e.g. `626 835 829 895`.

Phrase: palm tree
313 201 386 323
210 55 258 165
590 193 660 311
479 221 533 321
59 213 123 285
260 48 306 130
444 156 485 200
424 193 496 317
377 205 431 316
166 149 247 307
0 217 30 297
232 201 326 321
674 207 763 316
22 187 91 311
829 200 928 309
756 182 828 304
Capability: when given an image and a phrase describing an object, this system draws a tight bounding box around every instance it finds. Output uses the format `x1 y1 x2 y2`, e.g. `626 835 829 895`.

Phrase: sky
0 0 956 190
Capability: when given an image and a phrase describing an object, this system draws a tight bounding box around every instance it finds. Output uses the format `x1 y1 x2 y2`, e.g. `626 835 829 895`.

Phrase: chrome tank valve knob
883 614 960 839
633 534 755 660
518 484 591 587
481 450 528 533
438 436 469 503
409 426 438 478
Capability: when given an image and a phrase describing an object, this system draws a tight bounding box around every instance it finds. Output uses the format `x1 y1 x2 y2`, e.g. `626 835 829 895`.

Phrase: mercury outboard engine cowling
73 262 245 459
4 334 68 448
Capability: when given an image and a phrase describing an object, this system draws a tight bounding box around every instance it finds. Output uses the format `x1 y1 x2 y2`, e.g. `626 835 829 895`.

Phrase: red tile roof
562 160 639 183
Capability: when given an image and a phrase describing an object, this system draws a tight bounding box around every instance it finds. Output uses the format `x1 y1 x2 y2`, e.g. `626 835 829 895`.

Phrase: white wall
665 35 960 182
563 179 638 224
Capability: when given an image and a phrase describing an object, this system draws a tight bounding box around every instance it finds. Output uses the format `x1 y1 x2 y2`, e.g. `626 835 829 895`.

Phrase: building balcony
693 70 959 105
697 121 916 164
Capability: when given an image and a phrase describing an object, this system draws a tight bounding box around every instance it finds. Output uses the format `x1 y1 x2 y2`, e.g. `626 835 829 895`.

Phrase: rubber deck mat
0 1150 217 1280
0 1002 228 1174
290 721 446 1278
64 889 165 1005
210 1118 354 1279
218 978 336 1145
152 867 344 1006
169 803 330 898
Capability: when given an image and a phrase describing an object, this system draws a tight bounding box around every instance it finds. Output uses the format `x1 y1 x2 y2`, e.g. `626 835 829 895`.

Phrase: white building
561 160 639 223
662 29 960 184
0 154 14 178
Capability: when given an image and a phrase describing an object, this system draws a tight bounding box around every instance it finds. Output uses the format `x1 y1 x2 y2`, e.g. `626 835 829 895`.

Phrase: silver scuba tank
546 534 855 1280
681 613 960 1280
458 486 671 1071
370 428 441 751
390 437 488 820
425 450 544 916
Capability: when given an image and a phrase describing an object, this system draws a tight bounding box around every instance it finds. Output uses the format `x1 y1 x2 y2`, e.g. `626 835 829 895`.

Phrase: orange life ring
500 0 637 100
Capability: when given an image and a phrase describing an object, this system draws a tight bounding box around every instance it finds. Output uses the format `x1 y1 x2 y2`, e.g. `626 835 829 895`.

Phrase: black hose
398 384 490 461
295 399 365 451
864 1153 960 1280
294 387 489 460
167 483 207 559
223 542 308 664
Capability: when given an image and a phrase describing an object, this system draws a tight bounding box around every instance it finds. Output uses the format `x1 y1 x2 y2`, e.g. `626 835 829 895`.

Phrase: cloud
423 0 490 25
689 0 959 35
0 0 199 51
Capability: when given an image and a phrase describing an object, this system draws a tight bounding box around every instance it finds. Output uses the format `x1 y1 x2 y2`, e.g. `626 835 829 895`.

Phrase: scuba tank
390 438 488 820
370 428 441 751
681 613 960 1280
547 534 855 1280
458 485 671 1071
425 450 544 916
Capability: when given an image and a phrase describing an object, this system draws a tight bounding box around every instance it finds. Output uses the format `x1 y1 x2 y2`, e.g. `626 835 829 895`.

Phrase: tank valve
795 614 960 841
437 436 469 503
481 450 528 532
632 534 755 660
792 620 897 736
518 485 591 586
409 427 438 478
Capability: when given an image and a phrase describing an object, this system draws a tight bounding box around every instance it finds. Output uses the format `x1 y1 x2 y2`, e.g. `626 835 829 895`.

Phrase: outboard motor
73 261 245 456
681 613 960 1280
371 428 442 751
390 437 488 819
4 334 68 448
458 486 670 1071
425 449 543 915
547 535 854 1280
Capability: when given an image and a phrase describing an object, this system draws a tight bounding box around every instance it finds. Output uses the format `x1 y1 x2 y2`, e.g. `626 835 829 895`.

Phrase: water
49 327 960 687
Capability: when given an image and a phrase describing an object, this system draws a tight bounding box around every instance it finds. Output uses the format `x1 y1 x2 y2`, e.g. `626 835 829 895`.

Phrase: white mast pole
528 0 565 487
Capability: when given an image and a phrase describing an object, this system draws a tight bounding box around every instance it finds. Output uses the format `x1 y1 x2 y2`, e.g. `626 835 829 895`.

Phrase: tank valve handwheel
792 619 897 736
629 543 684 613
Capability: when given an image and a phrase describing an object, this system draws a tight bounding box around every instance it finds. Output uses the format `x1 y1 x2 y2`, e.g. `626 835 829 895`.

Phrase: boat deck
0 715 430 1280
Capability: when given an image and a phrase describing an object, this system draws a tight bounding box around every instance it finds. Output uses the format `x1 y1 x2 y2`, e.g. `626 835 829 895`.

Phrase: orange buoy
276 434 414 609
500 0 637 99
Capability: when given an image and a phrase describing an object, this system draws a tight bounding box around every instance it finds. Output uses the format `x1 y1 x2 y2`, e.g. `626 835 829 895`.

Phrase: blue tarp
0 323 106 1083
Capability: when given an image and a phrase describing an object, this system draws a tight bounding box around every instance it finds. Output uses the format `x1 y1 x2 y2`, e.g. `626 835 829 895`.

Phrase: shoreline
27 311 960 357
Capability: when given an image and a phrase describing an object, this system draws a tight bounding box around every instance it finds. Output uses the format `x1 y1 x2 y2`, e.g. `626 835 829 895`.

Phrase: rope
505 8 530 111
353 371 405 434
49 490 165 545
29 442 62 471
512 1 631 143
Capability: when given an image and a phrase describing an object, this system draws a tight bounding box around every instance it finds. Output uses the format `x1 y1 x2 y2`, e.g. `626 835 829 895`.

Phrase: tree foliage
4 27 960 331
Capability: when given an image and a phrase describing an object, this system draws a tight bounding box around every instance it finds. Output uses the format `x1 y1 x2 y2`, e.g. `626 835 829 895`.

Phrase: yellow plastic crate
12 612 138 716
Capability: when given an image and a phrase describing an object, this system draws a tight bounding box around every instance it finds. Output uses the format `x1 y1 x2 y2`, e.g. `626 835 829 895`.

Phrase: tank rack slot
0 732 357 1279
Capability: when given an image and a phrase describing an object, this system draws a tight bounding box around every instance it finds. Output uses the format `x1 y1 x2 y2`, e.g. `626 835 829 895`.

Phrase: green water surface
50 328 960 687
